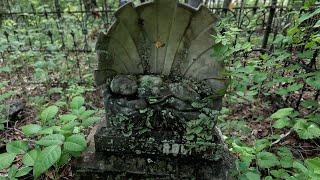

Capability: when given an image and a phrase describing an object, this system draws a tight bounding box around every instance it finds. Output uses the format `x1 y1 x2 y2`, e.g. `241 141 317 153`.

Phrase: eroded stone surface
110 75 138 95
169 82 200 102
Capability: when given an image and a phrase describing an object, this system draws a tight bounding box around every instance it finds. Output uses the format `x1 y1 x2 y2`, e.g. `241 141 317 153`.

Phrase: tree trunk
188 0 203 8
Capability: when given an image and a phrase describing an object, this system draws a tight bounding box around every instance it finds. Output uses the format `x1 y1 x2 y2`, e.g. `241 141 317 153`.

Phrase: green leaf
244 171 260 180
273 117 291 129
22 149 40 166
79 110 96 120
36 134 65 146
63 134 86 152
15 166 32 177
293 161 308 173
33 145 61 178
306 73 320 90
82 117 100 127
0 153 16 170
293 120 320 139
254 139 270 152
271 108 294 119
8 166 18 179
256 151 279 168
21 124 42 136
278 147 294 168
305 157 320 174
60 114 77 123
57 152 71 167
6 141 28 154
253 72 267 83
270 169 290 179
314 20 320 28
70 96 85 110
299 8 320 24
40 105 59 123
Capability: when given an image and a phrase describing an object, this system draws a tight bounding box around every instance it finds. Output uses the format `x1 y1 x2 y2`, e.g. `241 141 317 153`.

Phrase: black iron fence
0 0 317 83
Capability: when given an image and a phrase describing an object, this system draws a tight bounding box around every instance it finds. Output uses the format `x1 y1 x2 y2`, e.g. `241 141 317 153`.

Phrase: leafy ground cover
0 0 319 179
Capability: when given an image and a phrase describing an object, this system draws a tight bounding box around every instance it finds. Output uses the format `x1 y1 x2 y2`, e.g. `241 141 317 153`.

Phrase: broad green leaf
40 105 59 123
36 134 65 146
22 149 40 166
305 157 320 174
253 72 267 83
273 117 291 129
70 96 85 110
278 147 294 168
6 141 28 154
294 120 320 139
254 139 270 152
271 108 294 119
15 166 32 177
64 134 86 152
21 124 42 136
306 73 320 90
82 117 100 127
270 169 290 179
244 171 260 180
8 166 18 179
256 151 279 168
0 153 16 170
60 114 77 123
33 145 61 178
293 161 308 173
79 110 96 120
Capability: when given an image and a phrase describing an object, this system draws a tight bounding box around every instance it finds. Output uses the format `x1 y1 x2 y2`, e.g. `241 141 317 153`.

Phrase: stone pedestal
75 75 234 179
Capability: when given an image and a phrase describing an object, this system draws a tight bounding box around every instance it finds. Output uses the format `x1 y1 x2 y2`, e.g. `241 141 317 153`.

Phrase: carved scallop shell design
95 0 226 93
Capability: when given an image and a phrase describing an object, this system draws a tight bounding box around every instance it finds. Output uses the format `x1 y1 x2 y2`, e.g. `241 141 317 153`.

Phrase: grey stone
166 97 193 111
139 75 163 88
110 75 138 95
169 82 200 102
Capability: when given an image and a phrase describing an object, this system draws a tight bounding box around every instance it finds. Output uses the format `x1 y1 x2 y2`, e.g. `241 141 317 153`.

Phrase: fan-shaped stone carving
95 0 226 95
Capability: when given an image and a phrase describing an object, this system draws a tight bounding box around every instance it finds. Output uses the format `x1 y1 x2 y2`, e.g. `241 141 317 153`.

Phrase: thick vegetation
0 0 319 179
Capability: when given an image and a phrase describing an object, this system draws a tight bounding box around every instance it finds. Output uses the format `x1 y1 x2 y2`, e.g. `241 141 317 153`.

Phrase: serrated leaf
60 114 77 123
15 166 32 177
271 108 294 119
6 141 28 154
70 96 85 110
33 145 61 178
256 151 279 168
22 149 40 166
273 117 291 129
63 134 86 152
36 134 65 146
278 147 294 168
82 117 100 127
21 124 42 136
294 120 320 139
0 153 16 170
40 105 59 123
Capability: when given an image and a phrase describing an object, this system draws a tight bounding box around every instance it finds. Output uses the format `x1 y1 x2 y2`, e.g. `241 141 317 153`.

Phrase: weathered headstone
76 0 233 179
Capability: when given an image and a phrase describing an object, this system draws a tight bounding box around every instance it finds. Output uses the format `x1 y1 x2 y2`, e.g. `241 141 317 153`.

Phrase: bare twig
271 129 293 146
